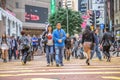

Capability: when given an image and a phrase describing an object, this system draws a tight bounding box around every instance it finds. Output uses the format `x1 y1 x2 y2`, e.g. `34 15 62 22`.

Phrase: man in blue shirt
53 22 66 67
31 35 38 60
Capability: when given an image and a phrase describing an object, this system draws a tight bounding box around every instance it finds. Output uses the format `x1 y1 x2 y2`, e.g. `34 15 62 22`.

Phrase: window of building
13 22 15 28
116 19 118 24
116 0 117 12
119 0 120 10
15 2 19 8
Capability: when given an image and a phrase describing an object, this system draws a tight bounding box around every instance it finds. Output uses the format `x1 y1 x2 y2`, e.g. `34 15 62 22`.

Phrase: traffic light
89 12 95 26
89 11 100 28
96 16 99 25
58 1 62 8
50 0 56 14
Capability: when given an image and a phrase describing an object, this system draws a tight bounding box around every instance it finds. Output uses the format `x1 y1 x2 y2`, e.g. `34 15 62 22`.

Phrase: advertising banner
25 5 48 23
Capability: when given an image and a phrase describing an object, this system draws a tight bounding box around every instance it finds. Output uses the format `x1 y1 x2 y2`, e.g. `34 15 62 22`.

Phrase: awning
23 22 46 29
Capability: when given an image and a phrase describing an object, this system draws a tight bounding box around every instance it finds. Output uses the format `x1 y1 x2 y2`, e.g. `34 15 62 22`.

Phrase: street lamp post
66 2 69 33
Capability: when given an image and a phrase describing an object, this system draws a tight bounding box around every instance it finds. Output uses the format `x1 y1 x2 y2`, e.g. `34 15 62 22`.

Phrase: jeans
77 47 84 59
8 48 12 60
45 45 54 64
103 46 111 58
22 49 28 63
12 48 16 59
33 45 38 52
55 46 64 65
91 45 102 60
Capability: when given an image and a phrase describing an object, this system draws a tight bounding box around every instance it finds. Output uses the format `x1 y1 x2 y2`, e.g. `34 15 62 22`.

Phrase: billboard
78 0 87 14
92 0 105 24
25 5 48 23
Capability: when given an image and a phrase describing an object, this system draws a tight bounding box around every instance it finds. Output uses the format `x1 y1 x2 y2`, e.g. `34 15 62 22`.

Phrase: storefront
0 7 22 37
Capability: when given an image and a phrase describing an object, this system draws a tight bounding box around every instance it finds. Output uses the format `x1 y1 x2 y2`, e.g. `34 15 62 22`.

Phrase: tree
49 8 83 35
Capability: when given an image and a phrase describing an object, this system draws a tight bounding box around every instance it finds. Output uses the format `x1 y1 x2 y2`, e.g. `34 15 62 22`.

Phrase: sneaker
3 59 7 63
51 62 53 66
56 64 59 67
22 61 25 65
47 64 50 67
86 59 90 66
61 64 64 66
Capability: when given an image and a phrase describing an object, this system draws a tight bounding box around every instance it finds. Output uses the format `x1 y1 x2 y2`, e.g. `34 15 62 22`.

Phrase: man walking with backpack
19 31 30 65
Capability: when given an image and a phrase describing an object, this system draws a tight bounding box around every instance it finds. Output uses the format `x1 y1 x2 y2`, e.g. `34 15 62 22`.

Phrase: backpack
19 36 29 50
103 32 112 46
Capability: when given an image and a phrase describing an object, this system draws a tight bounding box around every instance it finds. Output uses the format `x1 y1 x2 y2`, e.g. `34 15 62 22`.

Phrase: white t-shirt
47 33 53 46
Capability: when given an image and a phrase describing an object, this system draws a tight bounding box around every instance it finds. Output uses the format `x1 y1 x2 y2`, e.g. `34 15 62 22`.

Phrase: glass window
116 19 118 24
15 2 19 8
116 0 117 12
119 0 120 10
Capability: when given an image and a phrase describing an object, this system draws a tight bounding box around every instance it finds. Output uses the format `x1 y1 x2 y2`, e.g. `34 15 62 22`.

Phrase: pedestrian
100 28 112 62
65 33 71 61
11 36 17 60
113 38 120 57
90 29 102 60
44 25 54 66
0 33 9 63
7 35 12 61
74 34 80 59
42 30 48 54
16 36 20 59
82 25 95 65
77 38 84 59
31 35 38 60
19 31 30 65
53 22 66 67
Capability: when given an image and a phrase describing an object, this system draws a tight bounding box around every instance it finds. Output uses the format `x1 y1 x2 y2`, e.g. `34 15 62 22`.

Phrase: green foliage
49 8 83 35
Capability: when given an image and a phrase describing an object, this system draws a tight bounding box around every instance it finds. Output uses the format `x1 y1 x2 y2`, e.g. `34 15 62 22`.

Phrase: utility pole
94 10 96 29
66 1 69 33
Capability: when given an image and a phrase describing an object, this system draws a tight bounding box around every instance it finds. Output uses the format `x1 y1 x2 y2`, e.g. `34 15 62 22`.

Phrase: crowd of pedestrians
0 23 120 66
0 32 41 64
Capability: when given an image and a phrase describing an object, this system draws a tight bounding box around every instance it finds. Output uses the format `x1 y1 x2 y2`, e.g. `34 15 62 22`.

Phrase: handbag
42 37 48 44
90 42 94 50
23 44 30 50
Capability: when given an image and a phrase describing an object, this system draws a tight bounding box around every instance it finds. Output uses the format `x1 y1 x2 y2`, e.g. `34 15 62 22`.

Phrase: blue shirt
53 29 66 47
32 37 38 46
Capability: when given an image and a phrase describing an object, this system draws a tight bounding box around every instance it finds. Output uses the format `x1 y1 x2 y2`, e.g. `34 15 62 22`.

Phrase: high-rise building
61 0 78 11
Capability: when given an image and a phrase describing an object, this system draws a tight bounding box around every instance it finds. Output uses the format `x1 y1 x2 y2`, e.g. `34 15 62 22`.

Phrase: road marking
24 78 58 80
0 65 120 70
0 71 120 77
0 68 120 73
102 76 120 80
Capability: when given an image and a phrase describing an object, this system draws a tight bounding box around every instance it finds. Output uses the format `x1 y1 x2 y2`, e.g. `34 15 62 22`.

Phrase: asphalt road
0 56 120 80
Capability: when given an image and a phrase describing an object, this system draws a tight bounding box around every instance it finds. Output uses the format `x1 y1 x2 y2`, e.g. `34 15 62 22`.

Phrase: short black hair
56 22 61 25
106 28 109 32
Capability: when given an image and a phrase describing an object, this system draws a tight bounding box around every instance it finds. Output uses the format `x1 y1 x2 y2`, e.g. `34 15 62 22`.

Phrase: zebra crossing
0 56 120 80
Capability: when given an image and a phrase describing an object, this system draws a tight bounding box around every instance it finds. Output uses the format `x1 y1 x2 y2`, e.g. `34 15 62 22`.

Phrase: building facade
114 0 120 38
61 0 78 11
5 0 50 36
0 0 22 37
